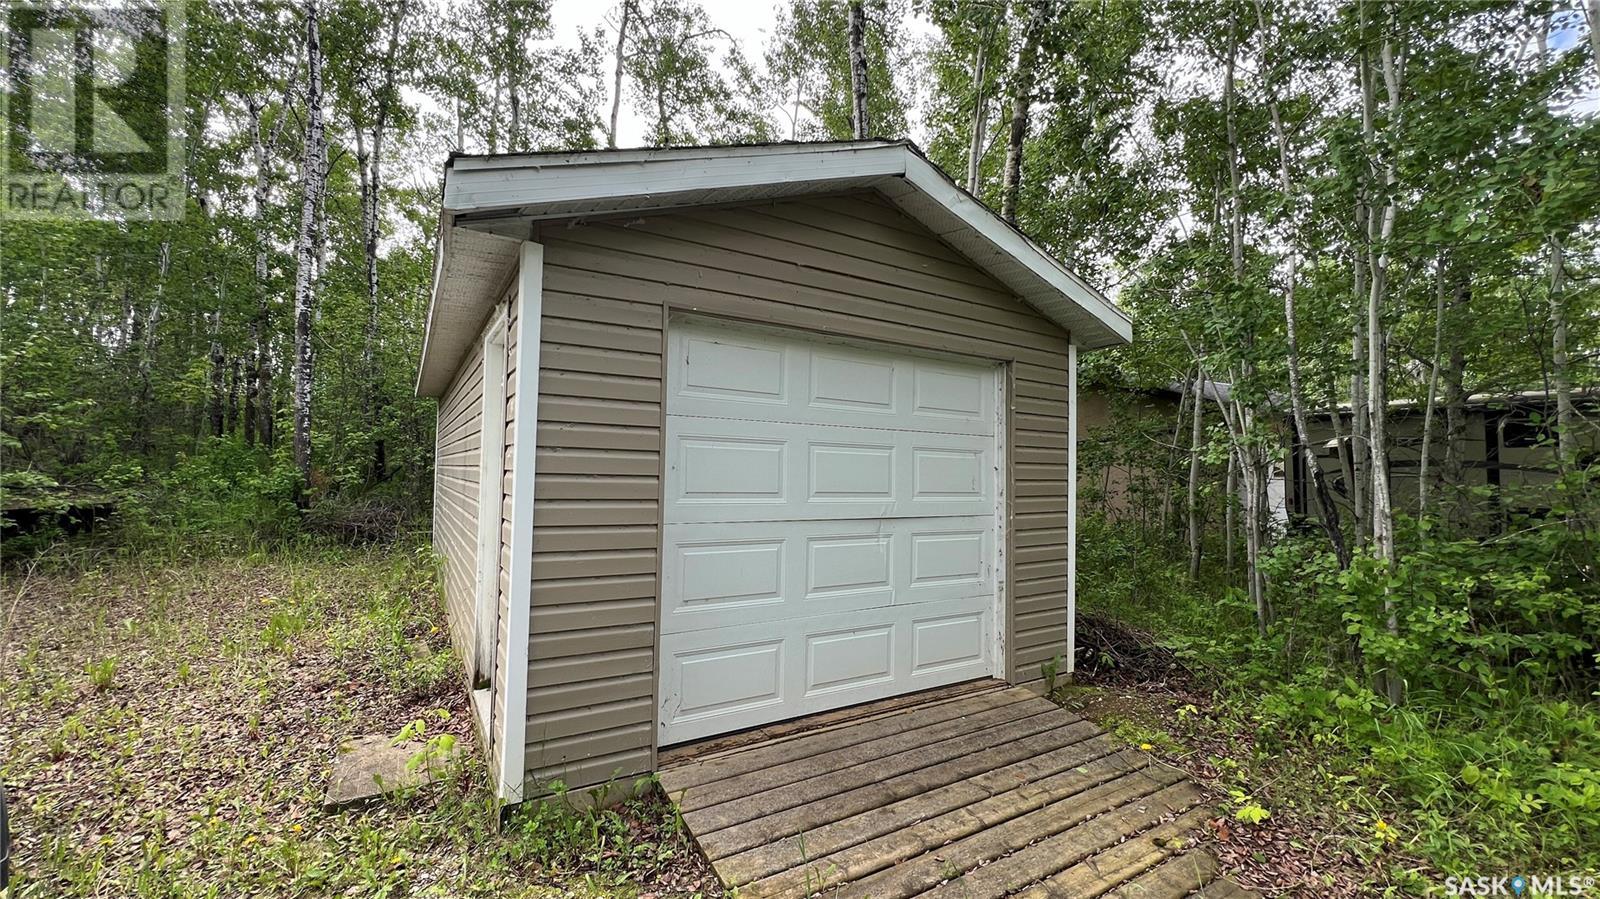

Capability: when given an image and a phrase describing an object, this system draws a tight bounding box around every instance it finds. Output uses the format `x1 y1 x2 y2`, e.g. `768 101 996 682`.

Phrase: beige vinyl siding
521 188 1075 783
433 336 485 673
523 191 1073 790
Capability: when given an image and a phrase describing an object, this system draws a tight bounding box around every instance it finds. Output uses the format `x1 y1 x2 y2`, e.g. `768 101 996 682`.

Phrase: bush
1077 498 1600 876
114 439 302 546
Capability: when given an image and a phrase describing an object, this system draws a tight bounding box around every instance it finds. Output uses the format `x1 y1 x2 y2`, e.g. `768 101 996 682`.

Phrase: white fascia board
899 154 1132 347
414 217 454 396
443 144 908 217
448 140 900 174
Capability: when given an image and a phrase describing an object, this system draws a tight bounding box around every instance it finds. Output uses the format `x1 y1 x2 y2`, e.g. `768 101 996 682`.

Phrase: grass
0 540 716 898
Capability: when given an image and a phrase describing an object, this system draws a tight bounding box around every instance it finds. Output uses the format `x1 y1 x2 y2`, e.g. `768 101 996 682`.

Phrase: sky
546 0 942 148
547 1 776 148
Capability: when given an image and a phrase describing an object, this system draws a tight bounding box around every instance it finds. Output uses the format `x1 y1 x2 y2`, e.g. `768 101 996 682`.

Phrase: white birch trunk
1361 7 1402 703
1550 236 1575 469
608 0 632 149
1188 372 1205 579
1420 259 1445 515
848 2 868 139
1000 3 1043 224
965 34 989 194
1585 0 1600 82
1258 0 1348 566
292 0 328 486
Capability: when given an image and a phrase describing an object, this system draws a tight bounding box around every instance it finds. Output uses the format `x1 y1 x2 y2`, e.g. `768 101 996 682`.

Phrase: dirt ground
0 544 717 898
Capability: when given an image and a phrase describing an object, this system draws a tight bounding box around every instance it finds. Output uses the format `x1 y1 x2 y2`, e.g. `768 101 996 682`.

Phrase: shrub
1077 498 1600 876
114 440 302 546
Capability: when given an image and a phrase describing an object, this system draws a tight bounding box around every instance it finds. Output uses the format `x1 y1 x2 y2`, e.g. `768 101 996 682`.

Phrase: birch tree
1357 0 1403 702
767 0 911 141
291 0 329 486
607 0 635 147
622 0 772 145
848 1 869 137
999 1 1044 224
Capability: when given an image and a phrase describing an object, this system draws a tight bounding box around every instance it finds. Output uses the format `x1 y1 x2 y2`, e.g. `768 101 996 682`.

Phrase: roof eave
418 142 1130 398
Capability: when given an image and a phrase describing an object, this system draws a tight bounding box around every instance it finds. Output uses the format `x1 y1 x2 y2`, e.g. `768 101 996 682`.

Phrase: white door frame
993 363 1009 680
473 311 508 727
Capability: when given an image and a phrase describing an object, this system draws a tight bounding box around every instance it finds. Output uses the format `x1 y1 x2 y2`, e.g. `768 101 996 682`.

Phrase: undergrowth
1077 507 1600 886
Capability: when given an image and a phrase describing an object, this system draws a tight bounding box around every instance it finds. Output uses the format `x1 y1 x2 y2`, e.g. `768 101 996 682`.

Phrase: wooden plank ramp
659 682 1257 899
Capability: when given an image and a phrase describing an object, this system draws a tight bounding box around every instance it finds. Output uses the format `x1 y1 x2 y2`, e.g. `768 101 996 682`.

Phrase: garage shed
417 139 1132 802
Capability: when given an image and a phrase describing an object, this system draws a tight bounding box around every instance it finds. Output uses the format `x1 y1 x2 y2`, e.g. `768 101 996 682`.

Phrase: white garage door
658 319 1001 744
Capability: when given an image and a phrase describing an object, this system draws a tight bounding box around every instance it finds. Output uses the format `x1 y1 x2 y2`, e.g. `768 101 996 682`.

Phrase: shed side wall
523 192 1073 790
434 334 485 670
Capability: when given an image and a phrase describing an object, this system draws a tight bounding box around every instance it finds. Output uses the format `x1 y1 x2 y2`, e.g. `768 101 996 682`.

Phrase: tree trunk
359 13 400 485
1585 0 1600 82
1223 17 1267 632
1225 447 1236 575
227 357 240 436
1440 269 1469 502
1188 372 1205 579
208 309 226 438
965 33 989 194
1000 2 1044 224
292 0 328 488
135 242 170 456
608 0 632 148
1419 258 1445 515
246 90 286 451
1161 376 1189 541
244 335 258 446
1362 7 1402 704
1549 235 1575 470
1350 246 1369 548
848 1 868 138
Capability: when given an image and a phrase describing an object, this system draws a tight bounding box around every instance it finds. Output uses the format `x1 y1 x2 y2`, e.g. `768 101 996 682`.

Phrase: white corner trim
499 241 543 803
1065 343 1078 675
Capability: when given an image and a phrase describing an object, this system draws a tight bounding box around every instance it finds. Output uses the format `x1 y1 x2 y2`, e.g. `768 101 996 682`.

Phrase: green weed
83 657 116 691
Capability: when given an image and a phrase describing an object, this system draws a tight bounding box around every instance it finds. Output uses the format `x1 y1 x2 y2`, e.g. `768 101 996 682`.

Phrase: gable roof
417 139 1131 397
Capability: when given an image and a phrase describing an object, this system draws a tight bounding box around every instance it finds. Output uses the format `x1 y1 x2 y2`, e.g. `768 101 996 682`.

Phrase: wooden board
658 684 1259 899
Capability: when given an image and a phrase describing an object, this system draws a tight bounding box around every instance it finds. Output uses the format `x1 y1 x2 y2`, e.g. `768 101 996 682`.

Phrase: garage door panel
669 323 995 436
667 418 994 523
677 332 790 405
677 436 787 504
672 639 785 722
911 610 987 676
659 597 993 744
663 517 994 633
